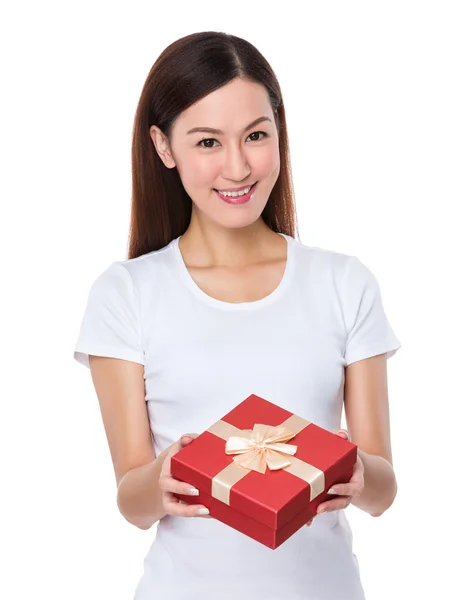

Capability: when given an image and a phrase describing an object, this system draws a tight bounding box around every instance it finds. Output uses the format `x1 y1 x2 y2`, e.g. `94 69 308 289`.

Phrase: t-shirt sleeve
73 262 145 369
342 256 401 367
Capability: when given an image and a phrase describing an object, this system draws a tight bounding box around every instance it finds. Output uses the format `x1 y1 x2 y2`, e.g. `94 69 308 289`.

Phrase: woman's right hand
159 434 212 518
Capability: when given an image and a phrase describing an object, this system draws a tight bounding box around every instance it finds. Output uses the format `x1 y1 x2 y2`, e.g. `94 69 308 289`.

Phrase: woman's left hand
306 428 365 526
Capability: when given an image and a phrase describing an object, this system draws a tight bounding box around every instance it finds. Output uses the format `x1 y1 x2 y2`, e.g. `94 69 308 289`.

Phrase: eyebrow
186 116 272 136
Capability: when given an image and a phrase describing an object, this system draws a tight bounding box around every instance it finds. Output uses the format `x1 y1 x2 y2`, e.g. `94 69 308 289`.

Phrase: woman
74 31 401 600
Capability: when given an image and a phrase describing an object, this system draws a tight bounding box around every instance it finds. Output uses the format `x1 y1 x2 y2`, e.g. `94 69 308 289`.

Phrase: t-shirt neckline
172 232 294 310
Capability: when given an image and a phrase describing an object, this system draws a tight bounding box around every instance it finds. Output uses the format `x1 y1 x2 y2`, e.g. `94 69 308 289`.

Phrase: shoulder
290 236 363 280
289 237 381 312
93 238 177 290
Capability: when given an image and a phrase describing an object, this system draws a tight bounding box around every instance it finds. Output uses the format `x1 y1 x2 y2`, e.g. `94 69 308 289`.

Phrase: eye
196 131 268 149
248 131 267 142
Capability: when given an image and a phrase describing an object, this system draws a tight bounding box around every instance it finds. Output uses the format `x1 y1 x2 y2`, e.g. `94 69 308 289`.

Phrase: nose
221 142 251 183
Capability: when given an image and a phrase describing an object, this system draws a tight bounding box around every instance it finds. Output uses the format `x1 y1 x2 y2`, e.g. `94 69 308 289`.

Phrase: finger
163 491 210 518
177 498 212 518
305 518 314 527
180 433 199 445
334 429 349 440
317 497 352 514
159 473 201 497
327 483 361 497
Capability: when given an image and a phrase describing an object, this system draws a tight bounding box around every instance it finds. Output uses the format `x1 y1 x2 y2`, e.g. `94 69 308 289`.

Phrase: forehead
173 79 273 133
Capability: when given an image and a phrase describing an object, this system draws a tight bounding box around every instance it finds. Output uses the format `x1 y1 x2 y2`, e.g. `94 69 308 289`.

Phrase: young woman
74 31 401 600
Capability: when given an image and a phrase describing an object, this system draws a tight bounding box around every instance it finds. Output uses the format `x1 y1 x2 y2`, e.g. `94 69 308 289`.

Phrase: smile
214 182 258 205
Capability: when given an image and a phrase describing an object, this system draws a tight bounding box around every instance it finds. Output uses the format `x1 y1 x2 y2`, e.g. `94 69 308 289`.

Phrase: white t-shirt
74 232 401 600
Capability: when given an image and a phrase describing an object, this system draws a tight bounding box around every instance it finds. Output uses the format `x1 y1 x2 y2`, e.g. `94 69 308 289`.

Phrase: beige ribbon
206 414 325 506
226 423 299 473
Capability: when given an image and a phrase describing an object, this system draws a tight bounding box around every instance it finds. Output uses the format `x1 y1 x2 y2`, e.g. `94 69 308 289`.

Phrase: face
150 78 280 230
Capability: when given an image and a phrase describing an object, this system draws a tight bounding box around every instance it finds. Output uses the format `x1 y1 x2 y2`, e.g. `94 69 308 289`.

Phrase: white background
1 1 464 598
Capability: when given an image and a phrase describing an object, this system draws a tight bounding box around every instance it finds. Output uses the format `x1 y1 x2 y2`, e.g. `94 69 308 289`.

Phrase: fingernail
189 488 199 495
197 508 210 515
328 488 337 494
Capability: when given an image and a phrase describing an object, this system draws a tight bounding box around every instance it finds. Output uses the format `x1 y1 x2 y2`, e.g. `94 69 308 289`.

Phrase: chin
218 210 267 230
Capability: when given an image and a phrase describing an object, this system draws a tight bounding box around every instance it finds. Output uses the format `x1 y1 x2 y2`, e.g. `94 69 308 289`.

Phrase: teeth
217 184 252 197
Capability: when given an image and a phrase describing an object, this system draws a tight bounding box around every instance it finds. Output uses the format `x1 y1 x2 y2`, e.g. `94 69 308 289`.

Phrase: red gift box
171 394 357 550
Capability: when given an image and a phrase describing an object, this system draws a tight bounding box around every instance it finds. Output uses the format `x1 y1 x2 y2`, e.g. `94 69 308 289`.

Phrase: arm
89 355 167 530
117 451 169 530
344 352 398 517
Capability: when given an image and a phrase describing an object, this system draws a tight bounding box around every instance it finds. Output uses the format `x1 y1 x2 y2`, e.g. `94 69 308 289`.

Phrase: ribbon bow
225 423 298 474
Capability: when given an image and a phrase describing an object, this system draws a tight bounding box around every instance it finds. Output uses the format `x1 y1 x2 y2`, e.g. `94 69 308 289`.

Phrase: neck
179 217 284 269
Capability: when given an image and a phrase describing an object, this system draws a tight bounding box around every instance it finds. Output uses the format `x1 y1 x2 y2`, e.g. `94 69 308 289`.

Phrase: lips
214 182 257 194
214 181 258 205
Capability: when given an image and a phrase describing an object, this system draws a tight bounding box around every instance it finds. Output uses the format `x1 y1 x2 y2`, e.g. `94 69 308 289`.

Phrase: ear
149 125 176 169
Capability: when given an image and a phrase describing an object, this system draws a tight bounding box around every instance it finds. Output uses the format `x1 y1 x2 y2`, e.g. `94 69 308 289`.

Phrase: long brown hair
128 31 300 260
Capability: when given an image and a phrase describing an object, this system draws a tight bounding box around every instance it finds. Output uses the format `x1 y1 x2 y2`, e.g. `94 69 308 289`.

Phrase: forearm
116 448 169 530
351 450 398 517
